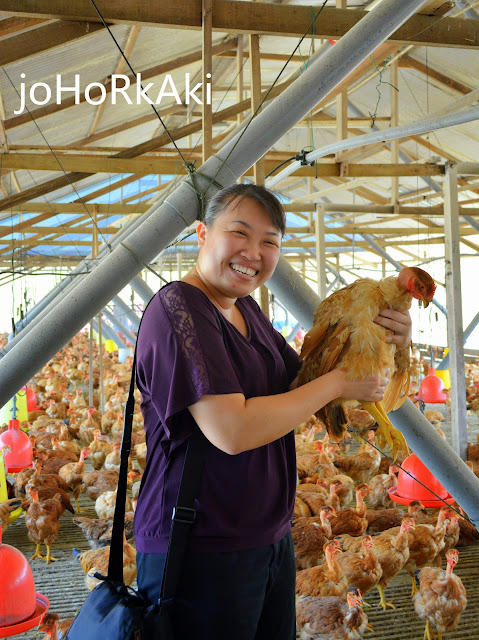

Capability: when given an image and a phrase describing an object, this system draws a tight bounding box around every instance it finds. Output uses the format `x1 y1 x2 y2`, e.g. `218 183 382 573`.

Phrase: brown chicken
59 447 90 512
390 506 449 594
296 589 369 640
83 469 119 501
38 612 74 640
330 483 370 537
72 512 135 549
333 430 381 485
89 429 113 470
413 549 467 640
23 485 74 515
297 267 436 457
74 535 137 590
292 506 335 570
366 464 400 509
335 536 382 597
30 461 70 494
296 541 348 598
25 486 63 563
337 517 415 610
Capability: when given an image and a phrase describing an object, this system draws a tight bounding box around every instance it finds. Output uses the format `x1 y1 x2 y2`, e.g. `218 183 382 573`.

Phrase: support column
249 33 265 185
335 0 348 164
443 162 468 460
315 204 327 300
390 60 399 205
202 0 213 163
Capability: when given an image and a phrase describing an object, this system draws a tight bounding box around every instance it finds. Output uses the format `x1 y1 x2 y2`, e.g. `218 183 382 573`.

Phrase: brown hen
297 267 436 457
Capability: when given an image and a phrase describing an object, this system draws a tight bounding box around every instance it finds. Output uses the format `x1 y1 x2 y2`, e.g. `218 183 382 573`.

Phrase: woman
134 183 411 640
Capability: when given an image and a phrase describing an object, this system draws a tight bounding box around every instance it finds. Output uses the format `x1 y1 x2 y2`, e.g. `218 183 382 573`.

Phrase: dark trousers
136 532 296 640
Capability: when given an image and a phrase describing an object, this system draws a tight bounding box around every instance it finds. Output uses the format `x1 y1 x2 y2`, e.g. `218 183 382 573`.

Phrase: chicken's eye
420 285 425 290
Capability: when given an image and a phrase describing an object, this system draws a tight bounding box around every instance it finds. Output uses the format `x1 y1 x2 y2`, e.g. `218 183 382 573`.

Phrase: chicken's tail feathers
299 321 330 362
320 404 349 442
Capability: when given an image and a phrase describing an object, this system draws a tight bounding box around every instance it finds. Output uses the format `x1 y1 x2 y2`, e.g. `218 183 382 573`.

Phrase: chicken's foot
410 573 419 595
74 497 86 514
376 584 395 610
31 542 44 560
361 401 408 459
44 544 58 564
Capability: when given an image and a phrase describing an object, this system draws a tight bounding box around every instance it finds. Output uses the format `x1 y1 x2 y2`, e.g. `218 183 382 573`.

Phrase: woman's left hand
373 308 412 349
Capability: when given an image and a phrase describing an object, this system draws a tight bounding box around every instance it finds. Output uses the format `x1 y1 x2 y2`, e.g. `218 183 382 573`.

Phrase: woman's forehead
218 197 280 233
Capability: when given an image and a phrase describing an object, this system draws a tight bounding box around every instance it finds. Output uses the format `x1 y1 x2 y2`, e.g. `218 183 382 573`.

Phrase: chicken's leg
424 619 437 640
31 542 44 560
73 496 86 514
410 573 419 595
376 584 395 610
44 544 58 564
361 401 408 459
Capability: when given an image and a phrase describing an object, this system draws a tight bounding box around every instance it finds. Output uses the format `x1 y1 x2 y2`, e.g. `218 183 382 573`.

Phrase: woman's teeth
230 263 256 277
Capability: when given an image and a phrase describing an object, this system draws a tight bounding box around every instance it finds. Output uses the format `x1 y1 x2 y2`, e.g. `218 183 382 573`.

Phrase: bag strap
108 288 221 585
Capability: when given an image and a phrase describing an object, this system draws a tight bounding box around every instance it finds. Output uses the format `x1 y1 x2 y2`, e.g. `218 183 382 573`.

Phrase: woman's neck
182 266 237 313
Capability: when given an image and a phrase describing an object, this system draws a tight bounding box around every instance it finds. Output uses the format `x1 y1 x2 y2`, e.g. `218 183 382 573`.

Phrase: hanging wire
368 55 399 127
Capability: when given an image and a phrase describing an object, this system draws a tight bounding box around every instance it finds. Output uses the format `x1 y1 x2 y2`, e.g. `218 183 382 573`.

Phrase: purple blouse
134 281 300 553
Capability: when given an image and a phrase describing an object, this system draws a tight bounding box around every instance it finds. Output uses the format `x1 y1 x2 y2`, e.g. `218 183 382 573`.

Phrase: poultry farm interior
2 331 479 639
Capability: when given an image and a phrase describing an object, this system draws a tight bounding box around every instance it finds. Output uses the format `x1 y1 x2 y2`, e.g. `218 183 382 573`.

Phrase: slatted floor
3 403 479 639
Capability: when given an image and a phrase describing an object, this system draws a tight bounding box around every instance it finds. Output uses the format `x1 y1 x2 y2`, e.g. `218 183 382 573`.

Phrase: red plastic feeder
419 369 447 403
0 420 33 473
0 525 49 637
389 453 455 508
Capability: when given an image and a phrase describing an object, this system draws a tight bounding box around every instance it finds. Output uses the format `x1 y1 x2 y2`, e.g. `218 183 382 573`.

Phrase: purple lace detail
162 286 210 396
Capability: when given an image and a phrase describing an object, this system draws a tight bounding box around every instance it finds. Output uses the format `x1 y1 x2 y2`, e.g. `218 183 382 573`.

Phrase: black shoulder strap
108 288 221 587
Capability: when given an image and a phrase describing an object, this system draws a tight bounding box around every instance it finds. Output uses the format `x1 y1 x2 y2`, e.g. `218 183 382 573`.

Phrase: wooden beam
0 20 106 66
202 0 213 163
3 1 478 48
0 155 449 177
249 32 264 184
0 17 49 37
400 53 473 95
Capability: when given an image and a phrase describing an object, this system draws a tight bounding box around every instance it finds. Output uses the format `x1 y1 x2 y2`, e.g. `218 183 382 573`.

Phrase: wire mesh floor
3 403 479 639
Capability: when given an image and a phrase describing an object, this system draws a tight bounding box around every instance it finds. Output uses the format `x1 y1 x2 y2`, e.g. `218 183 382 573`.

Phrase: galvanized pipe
111 296 141 332
92 316 126 348
102 309 137 346
129 275 156 305
0 0 430 406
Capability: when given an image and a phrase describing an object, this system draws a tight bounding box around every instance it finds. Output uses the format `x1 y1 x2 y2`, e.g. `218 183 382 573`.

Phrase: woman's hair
204 183 286 236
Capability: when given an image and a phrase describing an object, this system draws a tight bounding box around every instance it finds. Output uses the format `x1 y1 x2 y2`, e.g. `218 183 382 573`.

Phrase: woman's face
196 196 282 300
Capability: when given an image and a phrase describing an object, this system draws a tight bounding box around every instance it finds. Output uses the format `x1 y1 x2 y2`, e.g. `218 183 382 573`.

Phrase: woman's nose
240 241 261 261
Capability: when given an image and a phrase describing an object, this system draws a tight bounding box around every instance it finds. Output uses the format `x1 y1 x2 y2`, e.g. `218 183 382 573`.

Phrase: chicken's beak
421 297 432 308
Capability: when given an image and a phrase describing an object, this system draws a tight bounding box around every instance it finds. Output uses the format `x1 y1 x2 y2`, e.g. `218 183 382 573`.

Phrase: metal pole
102 309 137 346
443 162 468 460
130 275 156 304
0 0 430 406
266 256 479 528
112 295 141 332
92 316 126 347
437 309 479 370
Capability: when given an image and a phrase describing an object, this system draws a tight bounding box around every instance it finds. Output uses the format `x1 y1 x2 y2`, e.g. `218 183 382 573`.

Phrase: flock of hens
1 266 479 640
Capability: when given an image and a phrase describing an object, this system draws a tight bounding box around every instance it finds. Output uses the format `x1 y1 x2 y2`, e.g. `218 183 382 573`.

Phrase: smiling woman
133 183 396 640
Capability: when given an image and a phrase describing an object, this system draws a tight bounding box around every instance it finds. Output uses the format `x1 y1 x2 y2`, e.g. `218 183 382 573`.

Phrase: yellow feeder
0 451 22 524
104 339 118 353
435 369 450 390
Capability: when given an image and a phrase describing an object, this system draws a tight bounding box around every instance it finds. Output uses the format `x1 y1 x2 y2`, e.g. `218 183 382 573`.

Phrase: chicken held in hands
413 549 467 640
296 588 370 640
297 267 436 458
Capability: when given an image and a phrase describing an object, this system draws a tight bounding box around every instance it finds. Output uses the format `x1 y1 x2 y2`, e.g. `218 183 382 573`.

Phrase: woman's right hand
334 369 389 402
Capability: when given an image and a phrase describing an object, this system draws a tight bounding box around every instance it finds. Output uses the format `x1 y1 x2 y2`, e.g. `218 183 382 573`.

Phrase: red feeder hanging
418 368 447 403
0 420 33 473
25 387 40 412
389 453 455 509
0 524 49 637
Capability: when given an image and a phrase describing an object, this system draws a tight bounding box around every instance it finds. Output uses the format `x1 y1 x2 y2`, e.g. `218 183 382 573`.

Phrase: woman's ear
197 222 207 247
